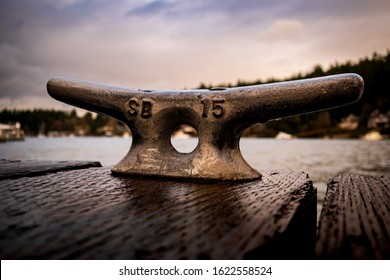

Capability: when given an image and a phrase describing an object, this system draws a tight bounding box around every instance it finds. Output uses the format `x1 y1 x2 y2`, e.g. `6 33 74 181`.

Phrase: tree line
1 51 389 137
199 51 390 137
0 109 126 136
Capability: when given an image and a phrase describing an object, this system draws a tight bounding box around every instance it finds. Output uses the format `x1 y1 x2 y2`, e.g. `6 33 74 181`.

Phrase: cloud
291 0 390 19
0 0 390 110
261 19 306 42
126 0 176 16
0 43 46 98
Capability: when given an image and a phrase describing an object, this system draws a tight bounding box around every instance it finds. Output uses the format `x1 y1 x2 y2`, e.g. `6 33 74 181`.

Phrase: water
1 137 390 215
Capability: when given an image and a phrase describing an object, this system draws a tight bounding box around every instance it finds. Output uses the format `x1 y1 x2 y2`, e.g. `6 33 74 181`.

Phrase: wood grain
316 174 390 259
0 165 316 259
0 159 102 180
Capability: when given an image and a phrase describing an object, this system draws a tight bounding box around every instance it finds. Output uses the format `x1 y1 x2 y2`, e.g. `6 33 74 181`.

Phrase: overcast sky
1 0 389 110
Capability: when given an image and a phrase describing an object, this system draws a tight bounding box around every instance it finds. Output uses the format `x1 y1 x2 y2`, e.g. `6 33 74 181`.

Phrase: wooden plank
316 174 390 259
0 167 316 259
0 159 102 180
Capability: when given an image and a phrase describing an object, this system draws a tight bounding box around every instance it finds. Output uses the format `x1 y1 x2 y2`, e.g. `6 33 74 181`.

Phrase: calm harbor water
1 137 390 214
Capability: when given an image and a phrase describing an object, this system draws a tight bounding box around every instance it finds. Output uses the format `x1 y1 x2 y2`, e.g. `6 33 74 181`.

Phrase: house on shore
0 122 25 142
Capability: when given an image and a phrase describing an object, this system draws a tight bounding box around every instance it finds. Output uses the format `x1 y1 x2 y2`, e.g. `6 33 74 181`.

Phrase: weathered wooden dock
0 159 389 259
316 174 390 259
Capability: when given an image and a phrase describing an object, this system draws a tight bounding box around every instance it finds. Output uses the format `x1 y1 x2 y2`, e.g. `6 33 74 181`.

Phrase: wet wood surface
0 159 101 180
316 174 390 259
0 162 316 259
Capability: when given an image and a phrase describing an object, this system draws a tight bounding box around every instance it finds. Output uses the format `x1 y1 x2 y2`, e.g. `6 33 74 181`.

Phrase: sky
1 0 390 111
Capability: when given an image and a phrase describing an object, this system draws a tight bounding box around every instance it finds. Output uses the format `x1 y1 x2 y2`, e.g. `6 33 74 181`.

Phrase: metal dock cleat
47 74 363 181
